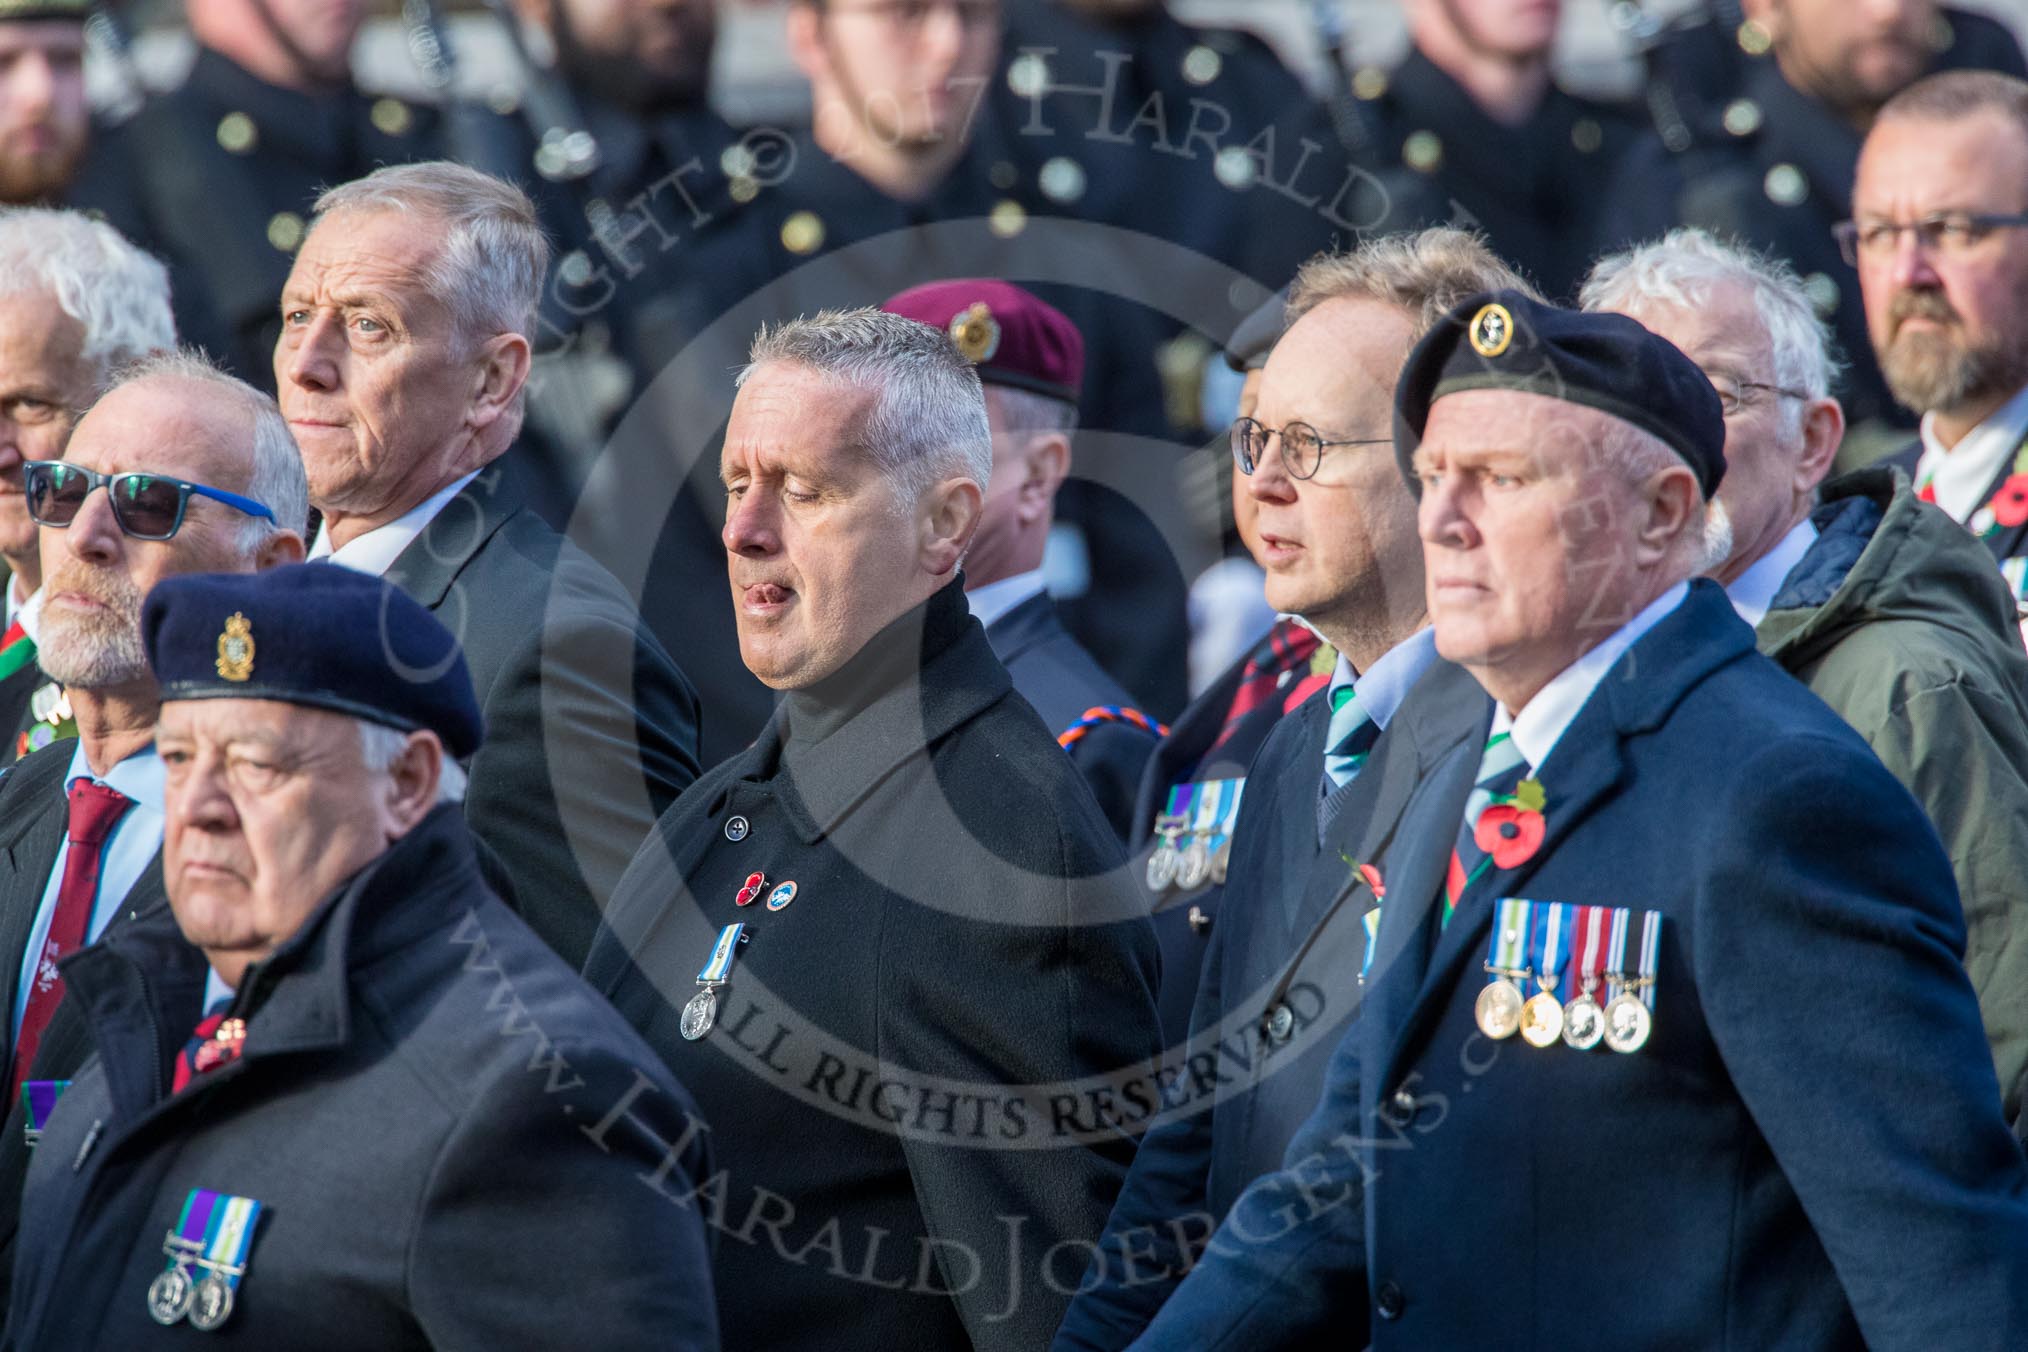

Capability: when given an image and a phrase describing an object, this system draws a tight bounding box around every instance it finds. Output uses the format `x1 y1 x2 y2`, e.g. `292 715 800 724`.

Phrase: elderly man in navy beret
1112 291 2028 1349
883 279 1161 841
6 564 717 1350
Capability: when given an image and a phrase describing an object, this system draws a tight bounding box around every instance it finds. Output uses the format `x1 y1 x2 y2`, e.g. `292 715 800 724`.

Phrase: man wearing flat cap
582 308 1161 1352
6 563 717 1349
883 279 1161 842
1113 291 2028 1348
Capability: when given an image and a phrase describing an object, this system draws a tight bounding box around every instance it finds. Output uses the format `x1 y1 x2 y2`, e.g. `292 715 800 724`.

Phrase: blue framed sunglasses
23 461 275 542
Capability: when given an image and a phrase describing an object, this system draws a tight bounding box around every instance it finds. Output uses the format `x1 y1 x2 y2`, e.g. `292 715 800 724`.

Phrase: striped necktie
1440 731 1531 930
1321 678 1382 793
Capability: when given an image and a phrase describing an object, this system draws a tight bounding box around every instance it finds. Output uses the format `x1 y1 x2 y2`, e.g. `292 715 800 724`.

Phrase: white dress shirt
308 471 480 578
1724 519 1818 629
1915 382 2028 524
1492 582 1690 771
965 568 1049 629
12 743 165 1041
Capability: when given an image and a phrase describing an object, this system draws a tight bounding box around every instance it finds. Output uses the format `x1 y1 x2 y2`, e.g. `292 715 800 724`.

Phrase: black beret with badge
141 563 483 759
1393 288 1728 499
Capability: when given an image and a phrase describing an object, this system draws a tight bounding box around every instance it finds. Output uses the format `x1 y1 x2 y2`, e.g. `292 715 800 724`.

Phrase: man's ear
467 333 532 438
1633 464 1701 568
1015 433 1070 528
920 476 984 576
253 530 306 570
785 1 829 84
383 731 443 835
1794 396 1845 496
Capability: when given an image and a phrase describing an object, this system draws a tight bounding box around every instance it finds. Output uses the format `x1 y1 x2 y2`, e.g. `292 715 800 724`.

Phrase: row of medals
1144 816 1229 894
147 1246 237 1331
1475 967 1654 1054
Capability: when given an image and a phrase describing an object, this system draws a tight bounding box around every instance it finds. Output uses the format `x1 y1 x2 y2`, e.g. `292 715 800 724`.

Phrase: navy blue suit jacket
1054 660 1486 1351
1125 581 2028 1350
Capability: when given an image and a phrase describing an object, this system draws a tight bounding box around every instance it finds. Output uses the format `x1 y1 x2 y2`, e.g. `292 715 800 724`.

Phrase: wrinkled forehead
159 696 329 743
1416 388 1620 466
721 362 882 473
68 378 248 489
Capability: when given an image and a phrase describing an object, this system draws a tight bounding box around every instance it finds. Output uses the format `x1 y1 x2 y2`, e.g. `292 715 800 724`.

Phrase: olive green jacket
1759 466 2028 1128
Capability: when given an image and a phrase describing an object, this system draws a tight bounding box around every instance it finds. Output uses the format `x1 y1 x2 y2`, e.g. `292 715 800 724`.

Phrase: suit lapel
981 593 1059 668
1371 582 1756 1096
1971 429 2028 563
0 783 67 1069
382 471 522 610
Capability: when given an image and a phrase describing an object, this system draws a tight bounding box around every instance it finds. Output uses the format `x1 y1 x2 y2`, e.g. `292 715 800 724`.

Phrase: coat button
723 815 750 842
1382 1087 1416 1128
1264 1003 1294 1043
1376 1279 1406 1320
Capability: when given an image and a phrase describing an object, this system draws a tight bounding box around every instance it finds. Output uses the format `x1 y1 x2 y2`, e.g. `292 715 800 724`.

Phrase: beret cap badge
949 302 1002 364
215 613 255 683
1469 303 1514 359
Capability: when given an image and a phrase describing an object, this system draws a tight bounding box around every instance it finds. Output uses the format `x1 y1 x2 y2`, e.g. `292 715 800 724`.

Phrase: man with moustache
1100 291 2028 1348
0 0 91 208
1586 227 2028 1125
0 351 305 1303
1054 229 1530 1352
582 308 1161 1352
72 0 440 386
5 564 716 1349
1602 0 2027 434
276 161 700 970
1851 72 2028 607
0 209 175 751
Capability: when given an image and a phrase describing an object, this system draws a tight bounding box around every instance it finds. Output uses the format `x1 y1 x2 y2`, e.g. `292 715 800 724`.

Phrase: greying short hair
104 350 310 551
1580 227 1838 438
313 162 549 344
0 208 173 390
358 719 468 805
1285 227 1540 338
741 308 993 503
1878 69 2028 147
1600 418 1730 574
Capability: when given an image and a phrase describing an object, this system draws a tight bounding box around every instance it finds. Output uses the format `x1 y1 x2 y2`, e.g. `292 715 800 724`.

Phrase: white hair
741 308 993 504
102 350 310 551
0 208 174 392
313 162 549 346
1601 420 1732 575
358 719 468 805
1579 228 1840 439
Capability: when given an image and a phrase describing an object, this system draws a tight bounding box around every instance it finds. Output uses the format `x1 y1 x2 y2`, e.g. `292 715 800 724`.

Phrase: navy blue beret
142 564 483 759
1393 289 1727 499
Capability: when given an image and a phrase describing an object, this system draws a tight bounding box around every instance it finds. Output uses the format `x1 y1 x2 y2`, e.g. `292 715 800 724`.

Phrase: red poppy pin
1993 474 2028 530
1340 852 1386 899
1473 778 1546 870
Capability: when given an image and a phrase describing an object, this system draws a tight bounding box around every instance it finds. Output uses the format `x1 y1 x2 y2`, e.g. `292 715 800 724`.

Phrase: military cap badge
949 302 1002 364
1469 302 1514 359
215 612 255 682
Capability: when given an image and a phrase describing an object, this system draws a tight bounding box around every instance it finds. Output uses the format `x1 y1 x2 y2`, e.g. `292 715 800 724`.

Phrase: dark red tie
10 779 133 1095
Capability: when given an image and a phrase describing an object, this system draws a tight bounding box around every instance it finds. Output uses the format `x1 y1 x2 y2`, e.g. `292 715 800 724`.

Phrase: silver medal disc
1561 994 1605 1050
679 988 719 1042
188 1274 234 1331
1519 991 1564 1047
1474 978 1524 1040
1175 840 1211 892
1603 993 1653 1054
1144 845 1177 893
148 1266 195 1325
